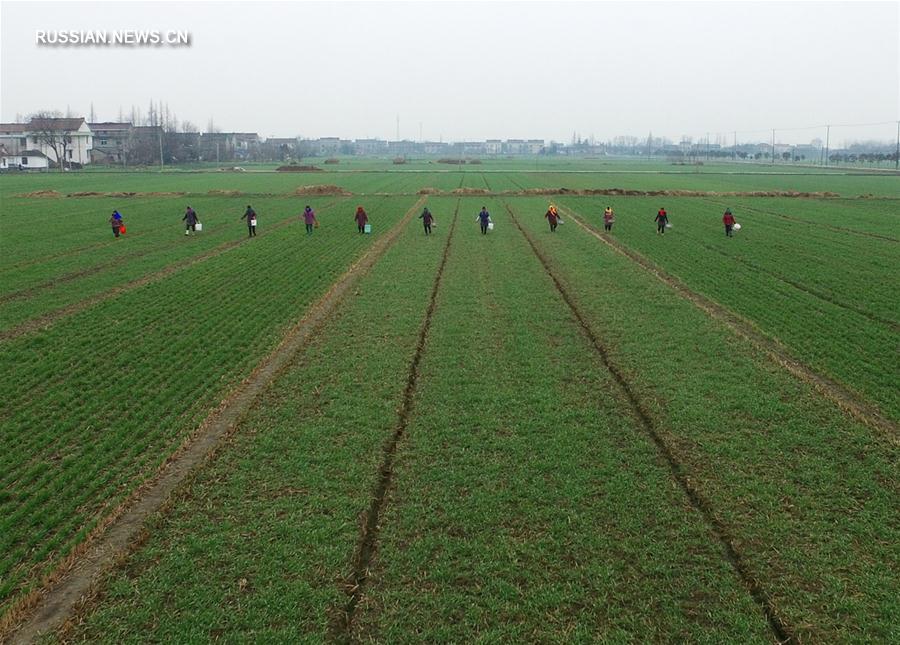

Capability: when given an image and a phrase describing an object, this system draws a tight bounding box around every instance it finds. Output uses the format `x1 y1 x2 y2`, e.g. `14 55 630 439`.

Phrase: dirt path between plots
1 197 427 644
557 204 898 445
328 200 460 643
0 203 342 343
504 202 795 644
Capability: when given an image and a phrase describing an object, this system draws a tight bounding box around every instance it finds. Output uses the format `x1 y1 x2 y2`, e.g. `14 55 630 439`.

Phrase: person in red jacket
655 207 668 235
723 208 736 237
354 206 368 233
545 204 560 232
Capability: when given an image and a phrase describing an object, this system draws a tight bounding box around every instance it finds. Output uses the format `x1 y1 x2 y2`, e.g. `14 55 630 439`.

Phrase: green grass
1 165 897 641
64 197 451 642
555 195 900 422
0 194 416 613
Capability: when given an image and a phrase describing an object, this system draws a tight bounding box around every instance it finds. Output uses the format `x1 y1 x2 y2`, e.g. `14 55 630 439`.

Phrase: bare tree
30 110 72 172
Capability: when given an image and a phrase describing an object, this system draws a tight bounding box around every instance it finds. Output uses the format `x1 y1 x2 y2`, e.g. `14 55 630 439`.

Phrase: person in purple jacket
302 205 316 235
183 206 200 235
419 207 434 235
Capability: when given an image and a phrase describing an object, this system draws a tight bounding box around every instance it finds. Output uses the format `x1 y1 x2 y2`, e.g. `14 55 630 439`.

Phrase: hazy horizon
1 0 898 147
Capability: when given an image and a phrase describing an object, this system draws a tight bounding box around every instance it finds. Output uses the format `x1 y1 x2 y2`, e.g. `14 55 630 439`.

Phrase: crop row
63 197 458 641
555 196 899 422
353 198 772 641
0 196 416 613
506 198 898 640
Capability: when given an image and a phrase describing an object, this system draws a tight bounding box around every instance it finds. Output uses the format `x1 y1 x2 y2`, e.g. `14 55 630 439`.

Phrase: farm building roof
0 123 28 133
89 122 132 131
27 117 86 131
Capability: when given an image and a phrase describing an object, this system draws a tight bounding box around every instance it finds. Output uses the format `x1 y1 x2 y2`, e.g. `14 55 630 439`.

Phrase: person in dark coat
723 208 736 237
476 206 491 235
419 207 434 235
109 211 123 238
183 206 200 235
241 205 257 237
354 206 368 233
655 207 668 235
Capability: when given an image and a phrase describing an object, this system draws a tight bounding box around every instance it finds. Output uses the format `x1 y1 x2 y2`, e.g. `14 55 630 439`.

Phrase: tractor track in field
504 201 796 644
481 173 493 192
328 199 460 644
557 204 898 443
0 203 344 343
1 197 427 645
706 198 900 243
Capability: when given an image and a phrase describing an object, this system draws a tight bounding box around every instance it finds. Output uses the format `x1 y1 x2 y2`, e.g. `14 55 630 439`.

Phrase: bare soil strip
504 202 795 643
706 197 899 243
558 204 898 444
1 197 426 644
328 200 460 642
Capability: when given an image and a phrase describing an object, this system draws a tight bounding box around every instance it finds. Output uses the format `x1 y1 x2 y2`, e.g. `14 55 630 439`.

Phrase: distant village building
0 118 93 167
0 148 50 171
199 132 261 161
89 122 132 164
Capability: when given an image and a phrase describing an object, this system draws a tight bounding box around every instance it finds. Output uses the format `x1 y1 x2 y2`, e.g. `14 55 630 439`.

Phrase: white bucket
487 222 494 231
250 218 257 227
733 223 741 230
195 222 203 232
364 223 372 233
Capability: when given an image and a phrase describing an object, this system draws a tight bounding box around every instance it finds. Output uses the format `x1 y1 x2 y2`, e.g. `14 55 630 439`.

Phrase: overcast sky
1 0 898 145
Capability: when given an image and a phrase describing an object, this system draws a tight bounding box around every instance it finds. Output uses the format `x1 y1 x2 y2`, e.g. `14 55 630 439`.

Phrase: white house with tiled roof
0 117 93 167
0 149 50 171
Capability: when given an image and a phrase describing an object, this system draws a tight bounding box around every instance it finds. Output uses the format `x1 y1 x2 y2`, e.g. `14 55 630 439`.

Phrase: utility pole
824 125 830 167
647 130 652 160
158 127 164 171
733 131 737 161
895 121 899 170
216 141 220 164
771 129 776 165
706 132 710 161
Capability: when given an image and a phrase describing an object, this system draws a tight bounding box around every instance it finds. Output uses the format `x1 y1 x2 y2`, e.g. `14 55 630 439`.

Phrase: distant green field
1 161 897 642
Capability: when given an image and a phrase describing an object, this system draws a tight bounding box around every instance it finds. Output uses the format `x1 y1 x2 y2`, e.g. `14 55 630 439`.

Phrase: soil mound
16 190 62 198
294 185 351 196
276 165 323 172
207 189 243 196
417 187 442 195
451 187 489 195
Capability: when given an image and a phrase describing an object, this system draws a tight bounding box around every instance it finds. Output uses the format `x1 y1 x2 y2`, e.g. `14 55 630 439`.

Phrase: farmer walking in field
723 208 736 237
183 206 200 235
419 206 434 235
241 205 258 237
545 204 560 232
302 205 317 235
655 207 668 235
603 206 615 232
109 211 123 238
354 205 368 233
476 206 491 235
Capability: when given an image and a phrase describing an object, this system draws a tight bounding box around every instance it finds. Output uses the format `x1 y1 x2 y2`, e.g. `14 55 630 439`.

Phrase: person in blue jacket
476 206 491 235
